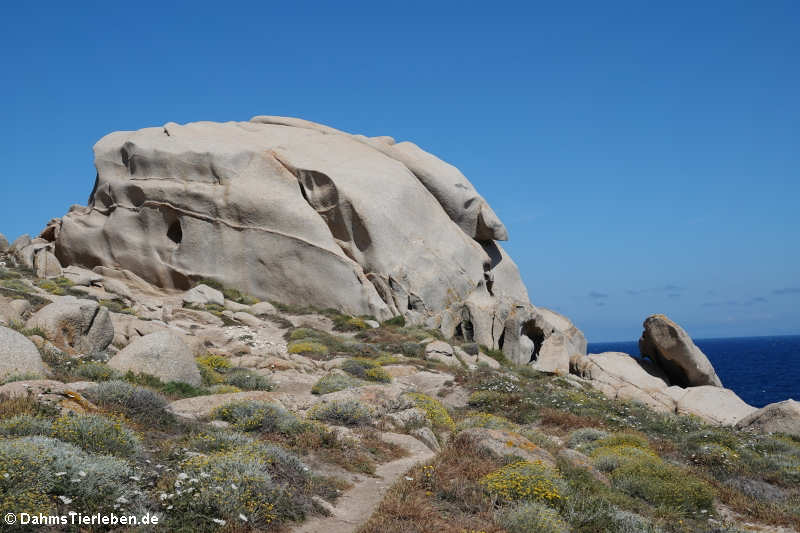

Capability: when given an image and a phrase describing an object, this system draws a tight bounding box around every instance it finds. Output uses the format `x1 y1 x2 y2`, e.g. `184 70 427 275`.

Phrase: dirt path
292 432 436 533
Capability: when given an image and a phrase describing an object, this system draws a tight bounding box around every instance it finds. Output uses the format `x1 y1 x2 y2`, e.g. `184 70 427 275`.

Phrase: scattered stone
364 320 380 329
736 399 800 438
26 296 114 355
224 299 250 312
182 284 224 307
385 407 427 430
233 311 262 328
425 341 461 367
477 352 500 369
639 314 722 387
0 325 47 380
411 427 441 453
62 265 103 286
102 278 133 300
250 301 277 316
108 331 202 386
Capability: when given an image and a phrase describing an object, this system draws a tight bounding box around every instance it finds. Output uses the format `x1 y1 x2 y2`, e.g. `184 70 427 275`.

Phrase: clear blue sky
2 1 798 342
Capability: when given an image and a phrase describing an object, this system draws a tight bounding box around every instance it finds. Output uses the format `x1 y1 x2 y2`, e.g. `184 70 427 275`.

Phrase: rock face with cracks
51 116 586 364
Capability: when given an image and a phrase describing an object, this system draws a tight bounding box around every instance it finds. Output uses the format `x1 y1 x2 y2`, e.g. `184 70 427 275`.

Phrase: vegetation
308 399 374 427
311 373 366 395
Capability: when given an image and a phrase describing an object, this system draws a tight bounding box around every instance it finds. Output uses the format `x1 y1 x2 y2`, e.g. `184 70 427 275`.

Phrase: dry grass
358 433 505 533
537 407 606 434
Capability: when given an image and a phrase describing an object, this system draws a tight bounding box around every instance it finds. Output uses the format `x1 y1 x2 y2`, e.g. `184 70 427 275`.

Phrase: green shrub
167 443 310 531
51 413 141 457
482 460 565 506
224 368 274 391
1 278 32 293
99 299 135 315
406 392 455 431
457 412 518 432
497 500 570 533
0 414 53 437
207 384 242 394
288 340 329 356
71 361 120 382
341 358 391 383
1 372 45 384
196 354 231 385
591 445 659 473
212 400 304 434
0 436 135 519
34 277 73 295
382 315 406 327
308 399 374 427
85 380 169 422
610 459 715 514
567 427 609 450
186 429 254 453
311 373 365 395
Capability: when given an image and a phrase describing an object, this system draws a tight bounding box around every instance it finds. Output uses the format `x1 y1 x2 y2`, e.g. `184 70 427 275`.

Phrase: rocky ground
1 248 799 533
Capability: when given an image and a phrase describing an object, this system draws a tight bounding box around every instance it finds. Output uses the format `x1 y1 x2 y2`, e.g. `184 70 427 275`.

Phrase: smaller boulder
26 297 114 355
108 330 202 386
62 265 103 286
425 341 461 367
639 314 722 387
676 386 756 426
0 326 47 380
34 250 62 278
250 301 277 316
182 284 224 307
411 427 441 453
735 399 800 438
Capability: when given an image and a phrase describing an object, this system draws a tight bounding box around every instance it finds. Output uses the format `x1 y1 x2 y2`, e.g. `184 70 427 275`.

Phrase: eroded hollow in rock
455 319 475 343
521 320 545 363
167 219 183 245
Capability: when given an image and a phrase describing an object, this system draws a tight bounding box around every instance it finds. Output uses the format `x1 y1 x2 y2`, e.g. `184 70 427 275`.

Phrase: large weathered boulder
735 399 800 438
108 330 202 386
675 386 755 426
25 297 114 355
50 117 585 363
0 326 47 380
639 314 722 387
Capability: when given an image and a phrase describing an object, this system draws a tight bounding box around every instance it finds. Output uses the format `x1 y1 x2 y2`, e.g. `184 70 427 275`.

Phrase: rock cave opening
167 219 183 245
521 320 545 363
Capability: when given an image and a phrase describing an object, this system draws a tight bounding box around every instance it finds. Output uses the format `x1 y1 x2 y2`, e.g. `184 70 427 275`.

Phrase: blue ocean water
587 335 800 408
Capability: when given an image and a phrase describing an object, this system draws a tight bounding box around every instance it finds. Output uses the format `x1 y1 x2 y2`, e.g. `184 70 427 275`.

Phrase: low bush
567 427 609 450
311 373 365 395
34 277 73 295
0 436 136 519
212 400 304 434
308 399 374 427
166 443 311 532
406 392 455 431
85 380 169 423
482 460 565 506
610 459 715 514
0 414 53 437
456 412 518 432
381 315 405 327
196 354 231 385
288 340 329 356
1 372 45 384
497 500 570 533
341 358 391 383
71 361 120 382
51 413 142 457
186 429 254 453
224 368 274 391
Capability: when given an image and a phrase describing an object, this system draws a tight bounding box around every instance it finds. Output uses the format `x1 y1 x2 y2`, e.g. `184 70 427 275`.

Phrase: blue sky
2 1 798 342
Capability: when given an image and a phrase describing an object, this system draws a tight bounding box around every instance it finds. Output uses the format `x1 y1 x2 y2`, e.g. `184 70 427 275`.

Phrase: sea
587 335 800 408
